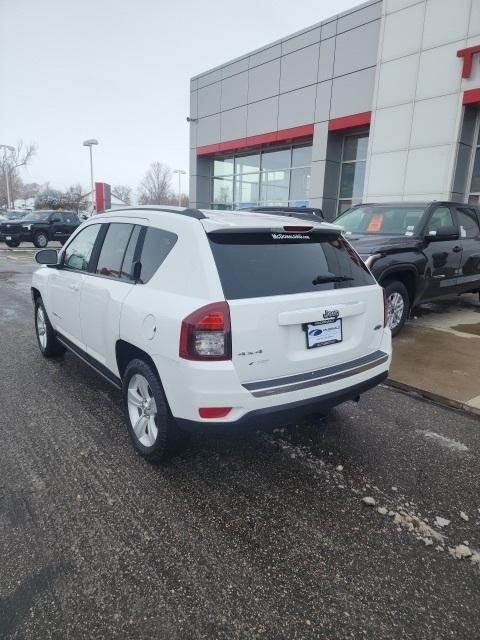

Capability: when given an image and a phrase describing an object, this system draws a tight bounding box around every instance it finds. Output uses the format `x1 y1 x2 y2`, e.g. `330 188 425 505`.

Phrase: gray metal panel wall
189 0 382 213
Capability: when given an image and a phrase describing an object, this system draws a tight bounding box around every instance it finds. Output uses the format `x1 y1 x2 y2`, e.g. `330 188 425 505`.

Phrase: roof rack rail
242 206 323 222
103 206 206 220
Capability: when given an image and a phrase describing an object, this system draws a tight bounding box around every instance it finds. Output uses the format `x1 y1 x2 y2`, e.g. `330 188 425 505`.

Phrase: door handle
69 283 79 291
453 246 462 253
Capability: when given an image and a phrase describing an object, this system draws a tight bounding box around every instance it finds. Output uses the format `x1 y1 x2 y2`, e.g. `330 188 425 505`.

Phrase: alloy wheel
36 306 47 349
127 374 159 447
387 292 405 330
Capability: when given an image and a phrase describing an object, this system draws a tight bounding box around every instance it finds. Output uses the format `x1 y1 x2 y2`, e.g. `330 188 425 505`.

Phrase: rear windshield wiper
312 275 354 285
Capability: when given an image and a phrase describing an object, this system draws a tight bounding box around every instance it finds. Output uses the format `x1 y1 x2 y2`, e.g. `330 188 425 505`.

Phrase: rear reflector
283 226 313 232
199 407 232 419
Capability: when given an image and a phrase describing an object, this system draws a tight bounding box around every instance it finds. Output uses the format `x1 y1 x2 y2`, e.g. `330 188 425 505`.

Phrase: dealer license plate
305 318 343 349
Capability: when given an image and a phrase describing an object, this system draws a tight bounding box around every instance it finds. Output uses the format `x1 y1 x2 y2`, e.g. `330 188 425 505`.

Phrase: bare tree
113 184 132 205
61 184 89 212
0 141 37 208
138 162 173 205
163 192 190 207
19 182 41 206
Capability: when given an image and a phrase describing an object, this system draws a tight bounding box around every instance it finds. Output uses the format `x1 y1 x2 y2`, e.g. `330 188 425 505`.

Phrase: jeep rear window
208 232 374 299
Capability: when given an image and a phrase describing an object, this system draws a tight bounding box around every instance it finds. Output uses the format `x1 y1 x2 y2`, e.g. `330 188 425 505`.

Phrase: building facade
189 0 480 220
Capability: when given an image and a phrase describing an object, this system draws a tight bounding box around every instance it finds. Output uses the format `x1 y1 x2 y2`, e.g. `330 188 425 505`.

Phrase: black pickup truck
335 201 480 335
0 210 80 248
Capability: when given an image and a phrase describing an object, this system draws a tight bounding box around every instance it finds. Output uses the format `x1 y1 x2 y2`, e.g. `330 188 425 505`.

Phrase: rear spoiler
242 206 324 222
206 225 341 236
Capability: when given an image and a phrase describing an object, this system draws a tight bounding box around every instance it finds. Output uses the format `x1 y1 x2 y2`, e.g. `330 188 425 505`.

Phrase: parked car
335 201 480 335
0 210 80 247
31 206 391 461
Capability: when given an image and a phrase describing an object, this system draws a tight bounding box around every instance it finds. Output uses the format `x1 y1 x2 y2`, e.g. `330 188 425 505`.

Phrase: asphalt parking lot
0 245 479 639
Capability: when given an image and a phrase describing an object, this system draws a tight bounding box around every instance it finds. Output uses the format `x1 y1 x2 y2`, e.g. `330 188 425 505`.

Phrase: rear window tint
138 227 177 283
208 232 374 299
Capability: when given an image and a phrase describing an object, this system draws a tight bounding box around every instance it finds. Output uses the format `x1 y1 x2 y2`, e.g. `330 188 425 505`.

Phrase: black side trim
176 372 388 433
55 333 122 390
243 350 388 394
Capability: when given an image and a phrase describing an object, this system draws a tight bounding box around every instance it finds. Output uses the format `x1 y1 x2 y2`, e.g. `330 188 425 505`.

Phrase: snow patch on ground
416 430 468 452
262 429 480 569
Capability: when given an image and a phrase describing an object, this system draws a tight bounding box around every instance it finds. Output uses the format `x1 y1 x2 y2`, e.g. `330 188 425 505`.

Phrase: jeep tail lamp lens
179 301 232 360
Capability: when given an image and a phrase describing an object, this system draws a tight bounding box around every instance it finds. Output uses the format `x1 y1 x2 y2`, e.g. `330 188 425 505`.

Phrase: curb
385 379 480 418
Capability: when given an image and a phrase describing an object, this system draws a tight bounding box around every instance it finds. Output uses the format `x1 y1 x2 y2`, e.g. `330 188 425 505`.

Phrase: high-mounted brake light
179 301 231 361
283 226 313 232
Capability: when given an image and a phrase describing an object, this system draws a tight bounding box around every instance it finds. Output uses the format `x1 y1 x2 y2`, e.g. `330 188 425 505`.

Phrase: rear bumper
175 371 387 433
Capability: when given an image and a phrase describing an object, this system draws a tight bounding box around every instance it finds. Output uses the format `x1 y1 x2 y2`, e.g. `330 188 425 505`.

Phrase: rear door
422 205 463 299
62 212 80 239
49 213 66 242
80 222 141 366
208 229 385 384
453 205 480 293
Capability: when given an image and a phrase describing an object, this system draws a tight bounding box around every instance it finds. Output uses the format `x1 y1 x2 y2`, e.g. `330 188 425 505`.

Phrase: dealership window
468 118 480 204
210 144 312 210
337 133 369 215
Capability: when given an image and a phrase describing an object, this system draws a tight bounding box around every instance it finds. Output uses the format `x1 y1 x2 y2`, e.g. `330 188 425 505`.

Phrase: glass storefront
337 133 369 215
211 144 312 210
468 116 480 204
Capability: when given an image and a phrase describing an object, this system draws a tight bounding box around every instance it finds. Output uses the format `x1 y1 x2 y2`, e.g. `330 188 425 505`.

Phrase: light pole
173 169 186 207
83 139 99 213
0 145 15 209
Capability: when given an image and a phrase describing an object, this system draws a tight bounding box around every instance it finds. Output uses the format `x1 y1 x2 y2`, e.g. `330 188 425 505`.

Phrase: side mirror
35 249 58 265
425 225 459 242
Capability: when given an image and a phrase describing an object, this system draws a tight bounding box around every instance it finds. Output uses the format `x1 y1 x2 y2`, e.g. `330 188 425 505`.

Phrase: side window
51 213 62 223
96 223 134 277
138 227 177 284
120 225 142 280
455 207 480 238
64 213 75 223
427 207 455 235
64 224 101 271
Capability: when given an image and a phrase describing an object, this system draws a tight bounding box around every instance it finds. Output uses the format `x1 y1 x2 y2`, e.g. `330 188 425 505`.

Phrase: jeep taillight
179 302 231 360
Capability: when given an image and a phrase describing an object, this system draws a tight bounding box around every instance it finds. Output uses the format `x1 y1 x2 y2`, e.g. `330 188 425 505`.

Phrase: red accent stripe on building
196 124 314 156
328 111 371 131
463 88 480 105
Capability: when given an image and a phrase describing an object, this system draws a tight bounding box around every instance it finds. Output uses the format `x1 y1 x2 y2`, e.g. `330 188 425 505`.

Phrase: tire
384 280 410 337
5 239 20 247
34 297 66 357
33 232 49 248
122 359 186 462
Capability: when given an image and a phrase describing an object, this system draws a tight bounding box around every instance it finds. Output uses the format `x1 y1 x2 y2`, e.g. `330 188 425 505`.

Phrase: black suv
0 210 80 248
335 202 480 335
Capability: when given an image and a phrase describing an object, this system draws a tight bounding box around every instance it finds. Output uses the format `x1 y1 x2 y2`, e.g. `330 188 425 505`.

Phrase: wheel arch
31 286 41 303
378 267 417 307
115 339 159 381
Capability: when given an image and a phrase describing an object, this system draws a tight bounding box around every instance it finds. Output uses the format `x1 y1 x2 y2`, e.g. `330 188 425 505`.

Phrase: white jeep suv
32 206 391 461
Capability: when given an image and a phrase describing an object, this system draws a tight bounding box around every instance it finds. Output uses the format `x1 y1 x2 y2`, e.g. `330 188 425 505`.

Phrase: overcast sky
0 0 359 195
